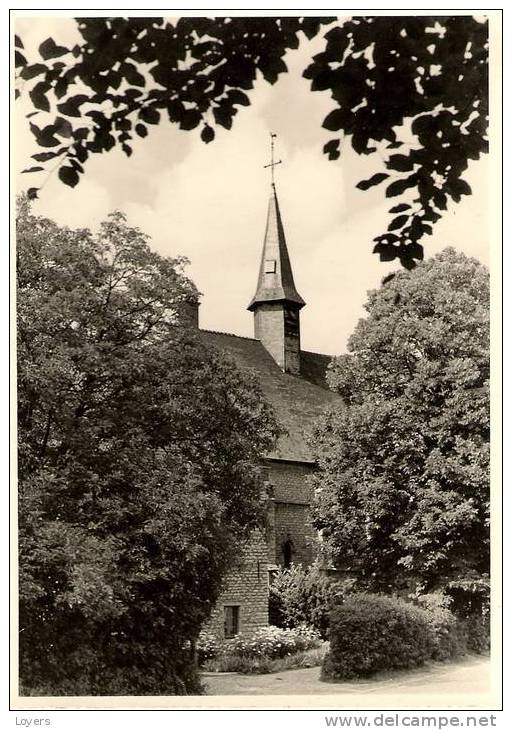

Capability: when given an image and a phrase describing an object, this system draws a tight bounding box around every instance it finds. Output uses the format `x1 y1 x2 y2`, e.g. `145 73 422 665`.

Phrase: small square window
224 605 240 638
264 259 276 273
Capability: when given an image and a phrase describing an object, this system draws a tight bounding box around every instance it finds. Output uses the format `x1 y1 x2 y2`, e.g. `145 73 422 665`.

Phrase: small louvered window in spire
264 259 276 273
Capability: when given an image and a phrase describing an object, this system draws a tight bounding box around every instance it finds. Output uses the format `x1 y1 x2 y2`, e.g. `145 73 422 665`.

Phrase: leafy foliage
305 16 487 268
269 562 350 637
16 17 331 191
198 625 326 674
17 199 279 695
16 16 488 266
312 249 489 595
322 590 487 682
201 645 328 675
464 612 490 654
323 589 489 682
412 592 468 661
445 573 490 618
321 593 434 680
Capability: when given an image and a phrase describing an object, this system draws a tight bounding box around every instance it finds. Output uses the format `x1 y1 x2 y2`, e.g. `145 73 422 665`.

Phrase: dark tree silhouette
15 16 488 267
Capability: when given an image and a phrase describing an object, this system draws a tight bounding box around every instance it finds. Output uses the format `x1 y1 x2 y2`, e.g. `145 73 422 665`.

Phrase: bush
197 625 322 667
196 631 222 665
464 613 490 654
414 587 490 657
20 636 203 696
445 576 490 654
269 562 350 637
413 592 467 662
321 594 434 681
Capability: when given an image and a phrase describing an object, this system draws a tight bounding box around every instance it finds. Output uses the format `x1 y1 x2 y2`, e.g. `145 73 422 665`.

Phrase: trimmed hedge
321 594 434 680
322 591 490 682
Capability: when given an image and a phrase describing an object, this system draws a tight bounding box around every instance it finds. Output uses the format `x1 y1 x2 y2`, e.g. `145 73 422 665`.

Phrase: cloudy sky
15 16 491 356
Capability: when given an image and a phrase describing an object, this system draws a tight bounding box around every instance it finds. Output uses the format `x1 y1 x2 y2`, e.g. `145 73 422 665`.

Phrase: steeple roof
247 185 306 312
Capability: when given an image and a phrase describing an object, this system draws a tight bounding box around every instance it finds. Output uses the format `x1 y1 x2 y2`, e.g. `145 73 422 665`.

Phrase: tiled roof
199 330 339 463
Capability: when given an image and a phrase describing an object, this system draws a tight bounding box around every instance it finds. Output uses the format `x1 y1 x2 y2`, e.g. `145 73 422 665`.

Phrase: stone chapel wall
267 460 317 568
204 529 269 638
204 461 319 637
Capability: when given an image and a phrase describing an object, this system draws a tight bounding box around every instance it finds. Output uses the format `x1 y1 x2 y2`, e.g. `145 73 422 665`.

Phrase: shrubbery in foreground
412 592 468 662
322 594 434 680
321 593 490 681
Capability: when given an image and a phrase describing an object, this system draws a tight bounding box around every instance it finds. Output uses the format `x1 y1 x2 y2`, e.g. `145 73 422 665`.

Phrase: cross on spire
263 132 282 187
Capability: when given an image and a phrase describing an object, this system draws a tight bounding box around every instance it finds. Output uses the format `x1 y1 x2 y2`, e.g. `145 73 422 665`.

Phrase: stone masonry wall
274 502 315 567
204 529 269 638
267 460 317 568
269 460 314 504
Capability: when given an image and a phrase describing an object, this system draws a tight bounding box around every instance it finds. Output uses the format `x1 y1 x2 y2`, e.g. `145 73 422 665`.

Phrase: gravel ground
202 653 491 698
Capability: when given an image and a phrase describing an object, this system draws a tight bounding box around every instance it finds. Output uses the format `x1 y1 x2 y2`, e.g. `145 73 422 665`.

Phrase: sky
15 16 491 356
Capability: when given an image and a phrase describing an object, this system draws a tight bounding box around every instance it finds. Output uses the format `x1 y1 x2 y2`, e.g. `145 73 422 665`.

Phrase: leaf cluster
269 561 350 638
306 16 488 267
322 593 434 680
15 17 332 196
16 16 488 267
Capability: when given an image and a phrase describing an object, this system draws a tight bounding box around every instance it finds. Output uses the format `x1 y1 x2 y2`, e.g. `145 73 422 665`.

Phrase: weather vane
263 132 282 186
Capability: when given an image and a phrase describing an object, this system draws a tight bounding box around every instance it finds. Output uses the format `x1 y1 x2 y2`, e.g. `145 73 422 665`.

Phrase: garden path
202 654 492 701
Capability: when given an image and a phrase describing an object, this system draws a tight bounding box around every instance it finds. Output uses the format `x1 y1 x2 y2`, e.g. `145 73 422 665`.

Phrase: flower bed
198 625 323 672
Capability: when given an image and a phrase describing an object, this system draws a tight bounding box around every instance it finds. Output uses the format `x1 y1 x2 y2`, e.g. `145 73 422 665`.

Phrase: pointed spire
247 184 306 311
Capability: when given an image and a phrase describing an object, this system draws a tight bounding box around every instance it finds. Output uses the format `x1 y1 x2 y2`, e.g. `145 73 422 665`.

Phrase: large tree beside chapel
312 249 489 603
17 199 279 695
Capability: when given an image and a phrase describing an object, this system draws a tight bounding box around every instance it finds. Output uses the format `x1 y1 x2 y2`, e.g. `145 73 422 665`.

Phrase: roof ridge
200 328 258 342
201 330 334 359
301 348 334 359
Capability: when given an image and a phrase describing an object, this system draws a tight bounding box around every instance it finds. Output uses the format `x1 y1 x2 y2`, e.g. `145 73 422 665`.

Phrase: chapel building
197 181 339 638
